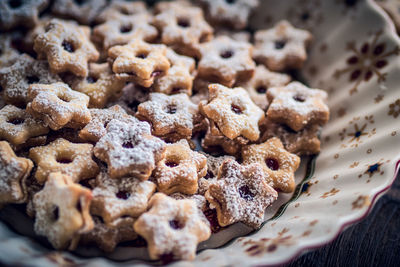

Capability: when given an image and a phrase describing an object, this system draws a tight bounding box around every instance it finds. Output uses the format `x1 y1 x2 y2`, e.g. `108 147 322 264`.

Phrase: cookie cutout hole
58 95 71 103
170 87 182 94
116 191 131 200
169 219 185 230
86 76 98 84
165 104 177 114
122 141 134 149
204 170 214 180
7 117 24 125
266 158 279 171
301 12 310 21
177 18 190 28
220 50 234 59
136 52 148 59
8 0 22 9
76 201 82 212
26 76 40 84
119 8 131 15
62 40 75 53
52 205 59 221
56 155 73 164
238 185 255 200
120 24 133 33
274 40 286 50
256 85 267 94
231 104 242 114
293 94 306 102
74 0 86 6
225 0 236 4
165 160 179 168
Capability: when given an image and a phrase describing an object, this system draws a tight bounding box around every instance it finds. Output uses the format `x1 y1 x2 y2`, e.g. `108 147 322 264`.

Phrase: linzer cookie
197 36 255 87
205 159 278 228
34 19 99 77
0 0 48 30
153 0 213 58
241 137 300 193
254 20 312 71
51 0 106 25
33 172 93 250
134 193 211 261
108 39 170 87
266 81 329 131
96 0 147 23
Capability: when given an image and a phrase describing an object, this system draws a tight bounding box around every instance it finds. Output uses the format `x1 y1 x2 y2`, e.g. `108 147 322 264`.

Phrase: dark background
287 173 400 267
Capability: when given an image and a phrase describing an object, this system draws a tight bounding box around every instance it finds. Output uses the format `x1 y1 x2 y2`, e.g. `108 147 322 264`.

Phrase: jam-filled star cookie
96 0 147 23
51 0 106 25
254 20 312 72
266 81 329 131
241 137 300 193
0 141 33 206
134 193 211 261
154 140 207 195
29 138 99 183
205 159 278 228
33 172 94 249
200 84 264 141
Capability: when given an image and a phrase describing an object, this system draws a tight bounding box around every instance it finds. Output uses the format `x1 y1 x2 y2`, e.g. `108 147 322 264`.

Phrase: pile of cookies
0 0 330 262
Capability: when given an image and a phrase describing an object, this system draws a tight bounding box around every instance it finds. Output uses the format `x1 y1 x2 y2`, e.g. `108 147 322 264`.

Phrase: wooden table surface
287 172 400 266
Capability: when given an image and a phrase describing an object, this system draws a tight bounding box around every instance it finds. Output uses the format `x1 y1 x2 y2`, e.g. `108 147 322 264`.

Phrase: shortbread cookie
0 105 49 146
254 20 312 71
134 193 211 261
29 138 99 183
0 34 20 68
0 141 33 205
266 81 329 131
205 159 278 228
96 0 147 23
239 65 291 110
34 19 99 77
33 172 93 250
154 140 207 195
198 36 255 87
94 118 166 180
0 0 48 30
108 39 170 87
27 82 91 130
51 0 106 25
153 0 213 58
241 137 300 193
0 54 61 107
200 84 264 141
91 172 155 225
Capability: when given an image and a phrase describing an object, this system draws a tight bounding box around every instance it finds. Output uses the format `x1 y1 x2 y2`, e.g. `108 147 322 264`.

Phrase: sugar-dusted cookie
0 34 20 68
33 172 93 249
205 159 277 228
51 0 106 25
241 137 300 193
134 193 211 261
0 0 48 30
96 0 147 23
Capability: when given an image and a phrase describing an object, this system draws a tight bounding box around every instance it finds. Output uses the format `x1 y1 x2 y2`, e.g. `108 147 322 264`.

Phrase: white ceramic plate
0 0 399 266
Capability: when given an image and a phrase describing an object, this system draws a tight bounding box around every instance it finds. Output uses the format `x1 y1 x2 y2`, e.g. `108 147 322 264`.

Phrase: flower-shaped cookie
79 105 130 143
27 82 91 130
34 19 99 77
136 93 200 140
198 0 259 30
91 172 156 225
261 119 321 156
94 118 166 180
0 0 48 30
153 0 213 58
51 0 106 25
108 39 170 87
68 63 126 108
0 105 49 146
198 36 255 87
0 141 33 205
0 54 61 107
154 140 207 195
205 159 278 228
0 34 20 68
241 137 300 193
200 84 265 141
266 81 330 131
109 83 149 115
96 0 147 23
29 138 99 183
152 49 196 95
134 193 211 261
93 13 157 49
80 216 137 252
33 172 93 249
254 20 312 72
239 65 291 110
